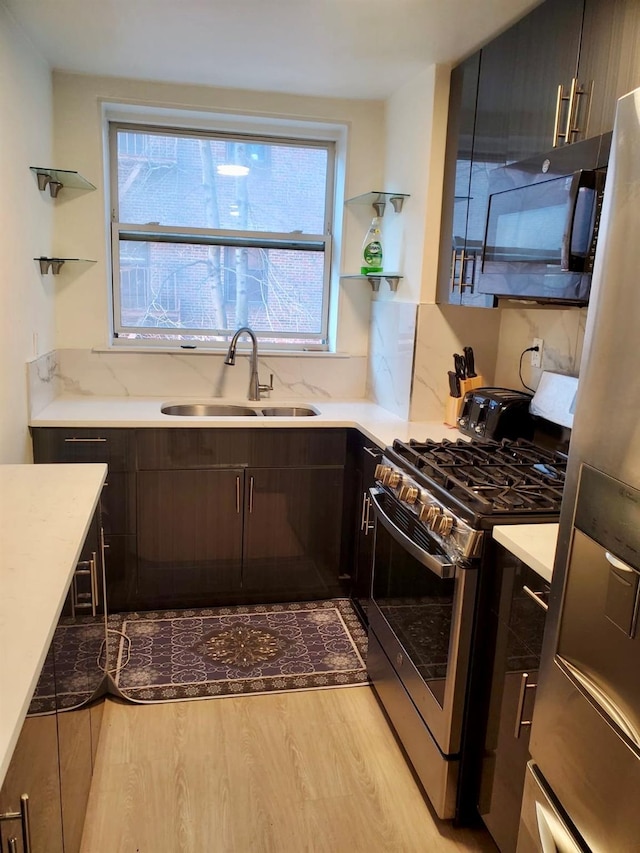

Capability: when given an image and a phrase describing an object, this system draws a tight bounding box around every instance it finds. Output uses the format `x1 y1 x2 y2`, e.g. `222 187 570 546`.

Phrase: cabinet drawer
32 428 135 471
136 428 347 469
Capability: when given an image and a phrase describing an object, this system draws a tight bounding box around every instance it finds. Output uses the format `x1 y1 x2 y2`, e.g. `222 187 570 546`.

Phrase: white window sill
92 346 353 359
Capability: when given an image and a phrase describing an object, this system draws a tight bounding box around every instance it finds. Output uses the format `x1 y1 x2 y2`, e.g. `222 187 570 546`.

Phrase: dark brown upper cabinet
578 0 640 139
438 0 640 310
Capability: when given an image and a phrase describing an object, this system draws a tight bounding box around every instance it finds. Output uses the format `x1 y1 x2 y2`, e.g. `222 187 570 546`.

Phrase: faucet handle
258 373 274 394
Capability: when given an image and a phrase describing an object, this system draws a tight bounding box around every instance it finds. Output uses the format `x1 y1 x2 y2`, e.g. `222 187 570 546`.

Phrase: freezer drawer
516 762 584 853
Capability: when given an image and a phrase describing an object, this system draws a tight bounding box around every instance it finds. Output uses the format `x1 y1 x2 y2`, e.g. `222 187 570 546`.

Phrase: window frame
108 121 336 351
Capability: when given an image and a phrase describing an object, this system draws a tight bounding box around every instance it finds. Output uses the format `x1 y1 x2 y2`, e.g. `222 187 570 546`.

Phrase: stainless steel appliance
367 437 568 821
517 88 640 852
478 133 610 304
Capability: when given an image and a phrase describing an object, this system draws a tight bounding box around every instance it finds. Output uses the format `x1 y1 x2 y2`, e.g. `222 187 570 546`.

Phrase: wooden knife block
444 374 485 427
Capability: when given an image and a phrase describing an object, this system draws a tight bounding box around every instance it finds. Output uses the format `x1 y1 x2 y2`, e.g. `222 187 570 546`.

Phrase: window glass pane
116 130 328 234
117 239 325 336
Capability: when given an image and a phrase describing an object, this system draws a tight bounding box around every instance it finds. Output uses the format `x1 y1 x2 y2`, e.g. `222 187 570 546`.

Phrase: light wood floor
81 687 497 853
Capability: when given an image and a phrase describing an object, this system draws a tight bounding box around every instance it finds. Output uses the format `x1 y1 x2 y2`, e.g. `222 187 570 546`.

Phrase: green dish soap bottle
361 216 383 274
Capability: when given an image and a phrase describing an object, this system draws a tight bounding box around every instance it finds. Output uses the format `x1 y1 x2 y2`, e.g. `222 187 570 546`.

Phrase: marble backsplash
494 305 588 390
28 348 368 417
410 303 502 422
366 300 417 419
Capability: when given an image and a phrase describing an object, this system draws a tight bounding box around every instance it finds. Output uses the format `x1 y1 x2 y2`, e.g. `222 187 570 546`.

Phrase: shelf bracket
372 201 386 217
365 276 382 292
389 196 405 213
35 172 63 197
37 258 65 275
385 276 401 292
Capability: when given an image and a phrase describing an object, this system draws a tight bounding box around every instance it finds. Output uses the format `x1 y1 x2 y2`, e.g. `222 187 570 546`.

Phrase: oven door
367 487 478 756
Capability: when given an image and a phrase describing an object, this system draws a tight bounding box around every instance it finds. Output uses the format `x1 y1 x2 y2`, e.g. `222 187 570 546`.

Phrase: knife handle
448 371 461 398
463 346 477 378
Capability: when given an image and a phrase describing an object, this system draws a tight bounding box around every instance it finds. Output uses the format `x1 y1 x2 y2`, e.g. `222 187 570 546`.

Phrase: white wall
0 3 53 462
52 73 385 363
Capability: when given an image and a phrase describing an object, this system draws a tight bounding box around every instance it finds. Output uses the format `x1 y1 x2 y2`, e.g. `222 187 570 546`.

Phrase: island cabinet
0 509 107 853
478 545 550 853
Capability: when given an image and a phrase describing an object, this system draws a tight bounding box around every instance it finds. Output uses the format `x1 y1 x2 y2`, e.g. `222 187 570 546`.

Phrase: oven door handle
369 487 456 579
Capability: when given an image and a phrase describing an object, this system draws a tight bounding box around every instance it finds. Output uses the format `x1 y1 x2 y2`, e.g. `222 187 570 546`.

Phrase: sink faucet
224 326 273 401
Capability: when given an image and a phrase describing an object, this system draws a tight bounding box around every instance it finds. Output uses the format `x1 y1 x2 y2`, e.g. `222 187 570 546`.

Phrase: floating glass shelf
35 257 97 275
341 273 403 293
30 167 96 198
345 191 409 216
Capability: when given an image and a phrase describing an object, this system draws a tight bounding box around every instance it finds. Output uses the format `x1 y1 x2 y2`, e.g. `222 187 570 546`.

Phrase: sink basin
161 403 259 416
260 406 318 417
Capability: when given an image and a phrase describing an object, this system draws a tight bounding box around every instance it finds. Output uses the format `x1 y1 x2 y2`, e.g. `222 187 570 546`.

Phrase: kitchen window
109 122 335 350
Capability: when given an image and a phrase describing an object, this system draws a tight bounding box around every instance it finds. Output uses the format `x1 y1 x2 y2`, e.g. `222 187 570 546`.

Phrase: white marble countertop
30 396 464 448
492 523 559 584
0 463 107 787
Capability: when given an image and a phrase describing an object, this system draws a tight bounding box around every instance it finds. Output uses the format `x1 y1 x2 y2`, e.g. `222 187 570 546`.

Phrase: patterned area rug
29 619 106 714
111 599 368 703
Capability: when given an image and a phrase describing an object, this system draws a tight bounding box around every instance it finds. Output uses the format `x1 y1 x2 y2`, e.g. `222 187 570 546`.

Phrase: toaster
457 387 534 442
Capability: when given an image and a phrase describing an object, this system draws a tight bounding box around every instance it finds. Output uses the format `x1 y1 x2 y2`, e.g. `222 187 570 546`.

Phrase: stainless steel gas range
366 437 567 822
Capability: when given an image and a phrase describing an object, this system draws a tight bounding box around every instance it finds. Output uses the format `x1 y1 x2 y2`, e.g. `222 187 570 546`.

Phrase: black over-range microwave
478 132 611 304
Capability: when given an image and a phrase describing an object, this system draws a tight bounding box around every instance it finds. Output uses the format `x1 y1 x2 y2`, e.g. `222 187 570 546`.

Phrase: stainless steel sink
260 406 318 417
161 403 259 416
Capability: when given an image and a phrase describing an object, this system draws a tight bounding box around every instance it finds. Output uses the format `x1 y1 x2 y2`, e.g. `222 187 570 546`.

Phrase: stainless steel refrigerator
516 88 640 851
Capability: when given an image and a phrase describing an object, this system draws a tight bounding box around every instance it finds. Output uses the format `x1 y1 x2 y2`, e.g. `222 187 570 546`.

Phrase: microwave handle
561 169 597 272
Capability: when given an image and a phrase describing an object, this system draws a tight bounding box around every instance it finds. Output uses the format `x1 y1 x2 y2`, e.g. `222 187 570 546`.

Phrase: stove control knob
388 470 402 489
375 464 390 481
399 485 419 504
474 424 485 434
438 515 454 536
421 506 440 528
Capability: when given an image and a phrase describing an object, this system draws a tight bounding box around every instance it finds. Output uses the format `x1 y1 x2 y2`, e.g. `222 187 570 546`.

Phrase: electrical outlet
531 338 543 368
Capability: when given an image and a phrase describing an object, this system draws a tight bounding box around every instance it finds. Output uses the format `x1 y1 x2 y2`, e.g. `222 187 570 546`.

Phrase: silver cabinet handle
72 553 98 616
363 446 380 458
605 551 637 574
364 495 373 535
450 248 457 291
236 476 241 515
0 794 31 853
523 584 549 611
514 672 537 739
63 437 107 443
249 476 254 514
360 491 368 532
8 837 18 853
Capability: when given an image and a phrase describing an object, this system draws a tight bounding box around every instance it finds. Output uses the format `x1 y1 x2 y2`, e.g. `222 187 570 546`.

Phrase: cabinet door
137 468 243 607
504 0 584 160
438 52 481 306
0 708 64 853
54 511 107 853
578 0 640 138
242 467 344 600
351 442 381 624
479 550 549 853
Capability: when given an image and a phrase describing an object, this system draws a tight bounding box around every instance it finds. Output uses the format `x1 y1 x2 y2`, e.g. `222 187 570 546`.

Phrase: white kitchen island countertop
492 523 559 583
0 463 107 787
29 396 464 448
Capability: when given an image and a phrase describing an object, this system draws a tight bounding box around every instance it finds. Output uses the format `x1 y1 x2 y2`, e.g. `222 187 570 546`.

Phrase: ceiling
4 0 540 100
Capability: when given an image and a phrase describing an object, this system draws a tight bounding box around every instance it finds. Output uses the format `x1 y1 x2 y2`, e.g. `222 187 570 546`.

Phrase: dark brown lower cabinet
136 465 345 607
32 426 349 611
242 466 344 600
478 545 550 853
137 468 244 607
0 665 64 852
